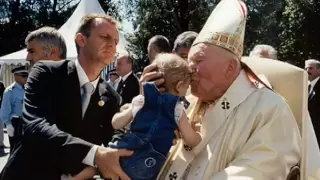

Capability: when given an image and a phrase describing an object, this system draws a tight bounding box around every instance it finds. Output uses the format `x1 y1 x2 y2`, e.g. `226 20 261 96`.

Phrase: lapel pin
98 100 105 107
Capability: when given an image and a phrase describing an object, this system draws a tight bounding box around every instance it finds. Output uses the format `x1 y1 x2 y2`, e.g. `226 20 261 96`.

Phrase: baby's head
154 53 191 96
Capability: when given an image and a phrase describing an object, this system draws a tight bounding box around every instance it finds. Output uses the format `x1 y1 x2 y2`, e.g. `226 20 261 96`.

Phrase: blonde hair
154 53 191 91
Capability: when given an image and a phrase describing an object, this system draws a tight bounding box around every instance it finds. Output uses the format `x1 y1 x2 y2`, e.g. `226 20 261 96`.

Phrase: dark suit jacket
308 80 320 146
0 81 5 108
117 73 140 105
0 60 121 180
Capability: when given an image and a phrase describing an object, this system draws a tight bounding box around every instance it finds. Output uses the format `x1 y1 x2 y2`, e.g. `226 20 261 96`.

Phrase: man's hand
95 147 133 180
139 64 165 93
7 124 14 137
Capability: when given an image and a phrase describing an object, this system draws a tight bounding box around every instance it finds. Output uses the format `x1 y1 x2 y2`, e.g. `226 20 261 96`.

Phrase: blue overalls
109 82 180 180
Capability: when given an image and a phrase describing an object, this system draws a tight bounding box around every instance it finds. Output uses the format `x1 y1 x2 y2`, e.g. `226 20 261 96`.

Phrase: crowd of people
0 0 318 179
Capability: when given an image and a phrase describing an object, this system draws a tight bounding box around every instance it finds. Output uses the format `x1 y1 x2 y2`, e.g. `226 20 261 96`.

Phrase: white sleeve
82 145 98 167
174 101 185 124
131 95 145 118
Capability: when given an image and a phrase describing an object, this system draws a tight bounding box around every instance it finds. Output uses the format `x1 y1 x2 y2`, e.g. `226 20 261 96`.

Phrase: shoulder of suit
33 60 70 72
103 81 122 105
130 73 140 83
314 79 320 91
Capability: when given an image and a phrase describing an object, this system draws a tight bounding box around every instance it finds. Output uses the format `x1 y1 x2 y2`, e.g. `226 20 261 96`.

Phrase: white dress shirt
309 76 319 95
75 60 100 167
107 78 120 90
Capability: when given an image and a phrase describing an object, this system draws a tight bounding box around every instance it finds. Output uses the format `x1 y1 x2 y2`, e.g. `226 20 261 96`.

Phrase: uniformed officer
0 65 28 153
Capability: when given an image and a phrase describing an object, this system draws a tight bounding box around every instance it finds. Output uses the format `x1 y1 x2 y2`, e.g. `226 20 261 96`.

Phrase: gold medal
98 100 105 107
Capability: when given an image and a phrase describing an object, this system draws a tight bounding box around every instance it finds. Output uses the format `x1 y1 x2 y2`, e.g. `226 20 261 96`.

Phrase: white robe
158 70 301 180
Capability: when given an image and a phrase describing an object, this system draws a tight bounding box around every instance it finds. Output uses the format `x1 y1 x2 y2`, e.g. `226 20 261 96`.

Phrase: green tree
0 0 120 57
122 0 214 71
122 0 285 71
279 0 320 67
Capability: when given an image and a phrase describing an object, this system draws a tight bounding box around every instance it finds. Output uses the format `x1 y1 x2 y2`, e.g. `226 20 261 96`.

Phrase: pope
140 0 302 179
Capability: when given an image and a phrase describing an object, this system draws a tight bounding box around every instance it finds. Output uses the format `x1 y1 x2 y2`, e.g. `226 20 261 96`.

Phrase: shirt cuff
82 145 98 167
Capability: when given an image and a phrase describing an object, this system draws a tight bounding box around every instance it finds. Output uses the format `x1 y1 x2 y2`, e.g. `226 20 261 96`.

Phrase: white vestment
158 70 301 180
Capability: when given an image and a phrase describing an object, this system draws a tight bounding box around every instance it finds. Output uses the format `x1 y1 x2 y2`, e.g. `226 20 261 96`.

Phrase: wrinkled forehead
94 18 119 37
188 43 234 61
188 43 208 59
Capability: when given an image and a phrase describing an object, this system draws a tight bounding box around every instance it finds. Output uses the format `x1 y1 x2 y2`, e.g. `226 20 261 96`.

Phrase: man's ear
50 47 60 59
75 33 87 49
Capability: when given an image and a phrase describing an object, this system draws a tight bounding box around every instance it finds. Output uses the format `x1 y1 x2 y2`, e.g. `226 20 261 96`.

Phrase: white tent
0 0 128 86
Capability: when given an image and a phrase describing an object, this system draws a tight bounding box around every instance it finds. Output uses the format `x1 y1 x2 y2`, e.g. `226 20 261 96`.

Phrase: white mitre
192 0 247 59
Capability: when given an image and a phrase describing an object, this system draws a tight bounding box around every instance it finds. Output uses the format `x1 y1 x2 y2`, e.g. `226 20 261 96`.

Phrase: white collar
75 59 100 89
121 71 132 81
218 70 259 114
310 76 320 88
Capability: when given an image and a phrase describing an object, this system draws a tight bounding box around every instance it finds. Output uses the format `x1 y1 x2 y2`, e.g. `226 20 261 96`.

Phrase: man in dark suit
0 14 132 180
305 59 320 146
25 26 66 66
116 54 140 105
0 80 7 149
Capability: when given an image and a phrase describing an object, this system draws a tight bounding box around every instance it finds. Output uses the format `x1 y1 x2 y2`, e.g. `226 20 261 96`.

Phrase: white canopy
0 0 128 65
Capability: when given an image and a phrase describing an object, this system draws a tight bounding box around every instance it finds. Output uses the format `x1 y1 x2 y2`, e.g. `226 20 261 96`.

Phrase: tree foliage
279 0 320 66
122 0 215 71
121 0 320 71
0 0 120 57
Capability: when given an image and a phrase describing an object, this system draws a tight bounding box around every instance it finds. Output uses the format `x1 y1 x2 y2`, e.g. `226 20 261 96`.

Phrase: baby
70 53 202 180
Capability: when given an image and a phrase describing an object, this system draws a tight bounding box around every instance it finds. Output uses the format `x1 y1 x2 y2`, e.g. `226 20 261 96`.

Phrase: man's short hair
75 13 119 54
249 44 278 60
305 59 320 69
25 26 67 59
148 35 170 53
173 31 198 52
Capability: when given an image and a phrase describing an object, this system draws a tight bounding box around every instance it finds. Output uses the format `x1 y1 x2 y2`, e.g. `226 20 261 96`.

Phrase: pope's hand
6 124 14 137
95 147 133 180
172 130 182 145
139 63 165 93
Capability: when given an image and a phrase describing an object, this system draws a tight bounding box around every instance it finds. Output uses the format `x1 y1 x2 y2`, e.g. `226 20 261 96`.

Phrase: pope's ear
225 59 238 79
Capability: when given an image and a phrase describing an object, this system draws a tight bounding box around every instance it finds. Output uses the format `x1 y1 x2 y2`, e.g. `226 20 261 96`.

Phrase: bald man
115 54 140 105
